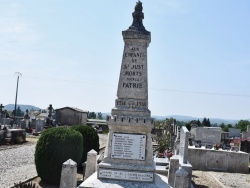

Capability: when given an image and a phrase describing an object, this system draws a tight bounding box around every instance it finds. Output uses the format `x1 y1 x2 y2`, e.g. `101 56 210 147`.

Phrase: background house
55 107 88 126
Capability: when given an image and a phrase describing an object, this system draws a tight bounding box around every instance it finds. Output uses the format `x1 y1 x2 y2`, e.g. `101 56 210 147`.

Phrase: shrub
35 127 83 185
70 125 99 164
13 181 39 188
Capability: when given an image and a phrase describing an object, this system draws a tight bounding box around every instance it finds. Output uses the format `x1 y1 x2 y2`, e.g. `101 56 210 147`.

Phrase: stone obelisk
97 1 155 183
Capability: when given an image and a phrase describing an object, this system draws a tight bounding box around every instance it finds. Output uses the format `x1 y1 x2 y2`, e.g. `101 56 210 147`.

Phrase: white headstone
168 155 180 187
35 119 44 132
179 127 189 164
174 167 189 188
85 149 97 180
60 159 77 188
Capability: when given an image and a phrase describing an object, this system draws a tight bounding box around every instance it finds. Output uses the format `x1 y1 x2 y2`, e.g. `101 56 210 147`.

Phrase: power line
1 75 250 98
150 88 250 98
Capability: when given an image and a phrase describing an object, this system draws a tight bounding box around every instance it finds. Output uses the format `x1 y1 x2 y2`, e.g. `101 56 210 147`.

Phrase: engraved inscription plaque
99 169 153 182
111 133 146 160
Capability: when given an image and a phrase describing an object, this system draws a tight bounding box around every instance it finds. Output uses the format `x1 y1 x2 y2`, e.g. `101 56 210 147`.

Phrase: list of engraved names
111 133 146 160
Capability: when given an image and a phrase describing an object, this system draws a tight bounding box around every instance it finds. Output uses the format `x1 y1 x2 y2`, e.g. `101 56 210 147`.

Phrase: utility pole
13 72 22 126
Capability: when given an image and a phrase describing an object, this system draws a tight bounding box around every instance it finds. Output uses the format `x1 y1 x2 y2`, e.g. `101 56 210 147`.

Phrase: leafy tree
202 117 207 127
220 123 233 132
235 120 250 132
202 117 211 127
185 123 191 131
12 106 24 117
154 119 174 153
87 112 96 119
70 125 99 165
220 123 225 129
197 119 201 127
207 118 211 127
97 112 102 120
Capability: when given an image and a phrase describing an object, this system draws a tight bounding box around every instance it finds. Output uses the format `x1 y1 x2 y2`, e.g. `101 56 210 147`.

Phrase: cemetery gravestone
179 127 189 164
21 119 26 129
35 119 45 132
60 159 77 188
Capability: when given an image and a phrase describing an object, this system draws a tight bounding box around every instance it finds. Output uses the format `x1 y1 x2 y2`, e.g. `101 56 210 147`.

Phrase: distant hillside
101 113 239 125
153 115 239 125
5 104 41 112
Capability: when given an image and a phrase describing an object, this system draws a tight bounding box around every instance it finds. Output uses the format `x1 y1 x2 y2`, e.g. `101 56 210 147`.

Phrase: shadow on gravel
191 180 209 188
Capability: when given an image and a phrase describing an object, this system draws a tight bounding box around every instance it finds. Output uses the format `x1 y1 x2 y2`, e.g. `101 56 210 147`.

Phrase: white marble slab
99 169 153 182
111 133 146 160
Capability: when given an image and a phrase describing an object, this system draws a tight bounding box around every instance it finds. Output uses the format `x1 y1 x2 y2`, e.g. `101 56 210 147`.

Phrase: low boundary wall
188 147 249 173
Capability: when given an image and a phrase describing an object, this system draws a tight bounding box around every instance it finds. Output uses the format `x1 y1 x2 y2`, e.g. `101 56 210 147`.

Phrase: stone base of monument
78 172 170 188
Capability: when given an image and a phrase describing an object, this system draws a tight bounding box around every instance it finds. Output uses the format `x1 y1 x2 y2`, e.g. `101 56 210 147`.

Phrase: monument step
78 172 170 188
154 157 169 166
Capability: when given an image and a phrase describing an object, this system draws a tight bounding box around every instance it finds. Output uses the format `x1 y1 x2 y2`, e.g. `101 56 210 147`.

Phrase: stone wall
228 128 241 138
188 147 249 173
190 127 221 145
55 108 87 125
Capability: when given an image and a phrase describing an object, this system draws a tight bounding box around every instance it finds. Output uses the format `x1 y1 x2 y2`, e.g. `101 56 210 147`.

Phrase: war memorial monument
79 1 169 187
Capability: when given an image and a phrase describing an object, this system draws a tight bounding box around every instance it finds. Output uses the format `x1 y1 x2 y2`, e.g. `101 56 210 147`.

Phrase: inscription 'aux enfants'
122 47 145 89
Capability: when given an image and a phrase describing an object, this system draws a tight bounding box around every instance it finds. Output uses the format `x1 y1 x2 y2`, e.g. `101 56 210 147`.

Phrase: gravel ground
1 134 250 188
192 170 250 188
0 144 37 188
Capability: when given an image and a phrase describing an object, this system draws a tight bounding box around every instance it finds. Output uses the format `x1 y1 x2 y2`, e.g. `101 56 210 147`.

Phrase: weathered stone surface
5 129 26 143
228 128 241 137
85 149 97 180
179 126 189 164
168 155 179 187
190 127 221 145
79 172 170 188
188 147 249 173
60 159 77 188
35 119 45 132
98 1 156 183
174 167 189 188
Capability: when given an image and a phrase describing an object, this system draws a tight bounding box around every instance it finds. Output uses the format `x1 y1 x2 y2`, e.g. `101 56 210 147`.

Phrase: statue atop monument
135 1 143 11
128 0 148 32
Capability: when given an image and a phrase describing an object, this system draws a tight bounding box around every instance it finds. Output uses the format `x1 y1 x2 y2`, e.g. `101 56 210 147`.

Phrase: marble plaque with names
99 169 154 182
111 133 146 160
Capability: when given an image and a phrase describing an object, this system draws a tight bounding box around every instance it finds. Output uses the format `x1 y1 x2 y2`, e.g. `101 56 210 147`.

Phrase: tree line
155 117 250 133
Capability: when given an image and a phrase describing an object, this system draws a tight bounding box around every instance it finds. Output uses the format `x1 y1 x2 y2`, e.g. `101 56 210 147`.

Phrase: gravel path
192 170 250 188
209 171 250 188
0 144 37 188
1 135 250 188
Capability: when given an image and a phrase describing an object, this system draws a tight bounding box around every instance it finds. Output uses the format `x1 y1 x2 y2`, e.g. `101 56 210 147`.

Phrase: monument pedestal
97 119 156 182
78 172 170 188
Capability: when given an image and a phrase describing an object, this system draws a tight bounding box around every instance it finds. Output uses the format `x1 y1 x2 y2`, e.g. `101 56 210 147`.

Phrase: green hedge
35 127 83 185
70 125 99 165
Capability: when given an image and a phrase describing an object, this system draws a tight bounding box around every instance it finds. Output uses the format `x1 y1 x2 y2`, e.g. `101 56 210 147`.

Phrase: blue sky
0 0 250 120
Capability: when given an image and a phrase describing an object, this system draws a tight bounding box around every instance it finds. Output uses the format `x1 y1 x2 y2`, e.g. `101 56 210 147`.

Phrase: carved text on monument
111 133 146 160
99 169 154 182
116 99 147 108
